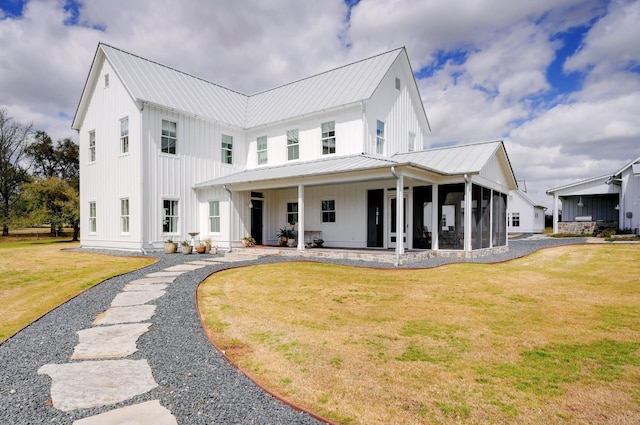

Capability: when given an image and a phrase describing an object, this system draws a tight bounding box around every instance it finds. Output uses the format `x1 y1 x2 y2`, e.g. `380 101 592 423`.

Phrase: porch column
464 176 472 254
553 194 559 234
431 184 439 250
396 173 405 256
297 184 305 250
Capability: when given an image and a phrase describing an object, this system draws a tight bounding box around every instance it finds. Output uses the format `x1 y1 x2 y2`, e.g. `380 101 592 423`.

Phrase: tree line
0 108 79 240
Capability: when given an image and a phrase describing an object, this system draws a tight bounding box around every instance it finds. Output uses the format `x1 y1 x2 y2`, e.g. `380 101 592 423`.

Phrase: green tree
25 131 80 240
0 108 32 236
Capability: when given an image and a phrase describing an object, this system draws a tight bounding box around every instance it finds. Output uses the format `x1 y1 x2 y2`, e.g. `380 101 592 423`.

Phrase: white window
161 120 177 154
104 73 109 88
287 202 298 225
120 117 129 154
221 134 233 164
209 201 220 233
163 200 179 233
376 120 385 154
120 198 129 234
287 129 299 160
321 121 335 155
322 200 336 223
89 130 95 162
257 136 267 165
408 132 416 152
89 201 96 234
511 212 520 227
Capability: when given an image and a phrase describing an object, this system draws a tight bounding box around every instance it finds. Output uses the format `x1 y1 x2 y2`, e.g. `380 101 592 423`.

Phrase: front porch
230 244 510 266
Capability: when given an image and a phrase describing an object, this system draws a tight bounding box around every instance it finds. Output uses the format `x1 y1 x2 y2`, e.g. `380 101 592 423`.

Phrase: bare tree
0 108 33 236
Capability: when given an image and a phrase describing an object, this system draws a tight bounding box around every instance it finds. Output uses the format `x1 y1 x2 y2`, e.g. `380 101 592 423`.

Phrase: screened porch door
388 194 408 249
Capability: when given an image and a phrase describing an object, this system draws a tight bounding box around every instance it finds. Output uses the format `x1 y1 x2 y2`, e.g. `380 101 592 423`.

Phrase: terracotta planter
196 245 207 254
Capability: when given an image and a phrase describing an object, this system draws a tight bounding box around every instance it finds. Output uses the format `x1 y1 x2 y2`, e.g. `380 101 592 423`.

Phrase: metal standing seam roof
98 44 404 130
195 140 509 188
194 154 398 188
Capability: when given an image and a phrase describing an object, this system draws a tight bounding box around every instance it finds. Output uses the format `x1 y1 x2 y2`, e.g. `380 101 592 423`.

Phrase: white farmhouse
507 190 546 234
72 43 517 260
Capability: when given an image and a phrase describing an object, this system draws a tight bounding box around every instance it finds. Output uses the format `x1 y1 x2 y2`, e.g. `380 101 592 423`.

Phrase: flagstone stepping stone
38 359 157 412
129 277 176 285
163 264 206 272
93 305 156 325
145 271 185 278
186 260 217 265
71 323 151 360
111 291 166 307
123 282 168 292
73 400 177 425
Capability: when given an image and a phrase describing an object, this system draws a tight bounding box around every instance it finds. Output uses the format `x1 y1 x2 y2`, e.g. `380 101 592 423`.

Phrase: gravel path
0 236 587 424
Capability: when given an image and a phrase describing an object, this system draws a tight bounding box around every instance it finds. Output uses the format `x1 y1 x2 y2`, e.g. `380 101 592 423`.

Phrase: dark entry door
251 200 263 245
367 189 384 247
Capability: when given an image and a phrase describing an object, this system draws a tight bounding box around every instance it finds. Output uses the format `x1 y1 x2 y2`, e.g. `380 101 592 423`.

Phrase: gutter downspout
139 101 148 254
463 173 472 257
224 185 233 253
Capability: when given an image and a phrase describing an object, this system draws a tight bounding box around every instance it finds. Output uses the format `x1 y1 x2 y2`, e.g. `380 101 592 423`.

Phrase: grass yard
0 239 156 343
198 244 640 425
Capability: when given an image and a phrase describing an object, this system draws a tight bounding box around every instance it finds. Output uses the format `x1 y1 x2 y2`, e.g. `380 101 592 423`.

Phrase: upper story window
395 77 401 90
321 121 335 155
161 120 177 154
120 198 129 234
257 135 267 165
89 130 96 162
287 129 299 160
120 117 129 154
89 201 96 233
408 132 416 152
221 134 233 164
209 201 220 233
322 200 336 223
376 120 385 154
104 74 110 88
163 200 179 233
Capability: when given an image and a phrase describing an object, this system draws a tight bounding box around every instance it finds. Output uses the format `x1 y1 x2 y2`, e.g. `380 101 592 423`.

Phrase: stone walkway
36 253 264 424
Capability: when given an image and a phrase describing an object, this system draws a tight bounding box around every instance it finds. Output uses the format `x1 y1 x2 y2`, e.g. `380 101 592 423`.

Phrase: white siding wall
620 168 640 232
79 60 143 250
142 105 247 249
244 107 364 169
507 191 545 233
365 58 425 156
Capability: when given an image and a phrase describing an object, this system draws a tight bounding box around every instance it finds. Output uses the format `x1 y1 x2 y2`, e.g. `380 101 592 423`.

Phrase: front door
367 189 384 247
250 199 263 245
389 195 408 248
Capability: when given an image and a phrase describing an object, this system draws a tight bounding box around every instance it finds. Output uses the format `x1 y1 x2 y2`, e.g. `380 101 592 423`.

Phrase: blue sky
1 0 639 207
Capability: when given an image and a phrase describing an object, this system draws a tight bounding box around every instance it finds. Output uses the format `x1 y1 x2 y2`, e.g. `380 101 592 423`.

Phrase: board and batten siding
79 59 143 250
245 107 364 169
365 56 425 156
141 105 247 249
620 166 640 231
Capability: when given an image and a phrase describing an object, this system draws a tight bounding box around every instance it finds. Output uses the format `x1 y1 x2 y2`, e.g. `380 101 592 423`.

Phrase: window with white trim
120 117 129 154
511 212 520 227
322 200 336 223
163 200 179 233
376 120 385 154
321 121 335 155
89 130 95 162
209 201 220 233
120 198 129 233
287 202 298 225
221 134 233 164
408 132 416 152
395 77 401 90
89 201 96 233
257 136 267 165
287 129 299 160
104 73 109 88
161 120 177 154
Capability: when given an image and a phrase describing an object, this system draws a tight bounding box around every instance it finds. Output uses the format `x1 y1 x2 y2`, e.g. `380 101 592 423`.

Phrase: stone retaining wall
558 221 596 235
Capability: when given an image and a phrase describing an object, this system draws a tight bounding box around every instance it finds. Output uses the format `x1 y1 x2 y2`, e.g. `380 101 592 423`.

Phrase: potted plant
196 243 207 254
164 239 177 254
180 240 193 254
242 236 256 247
276 227 292 246
203 238 212 252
